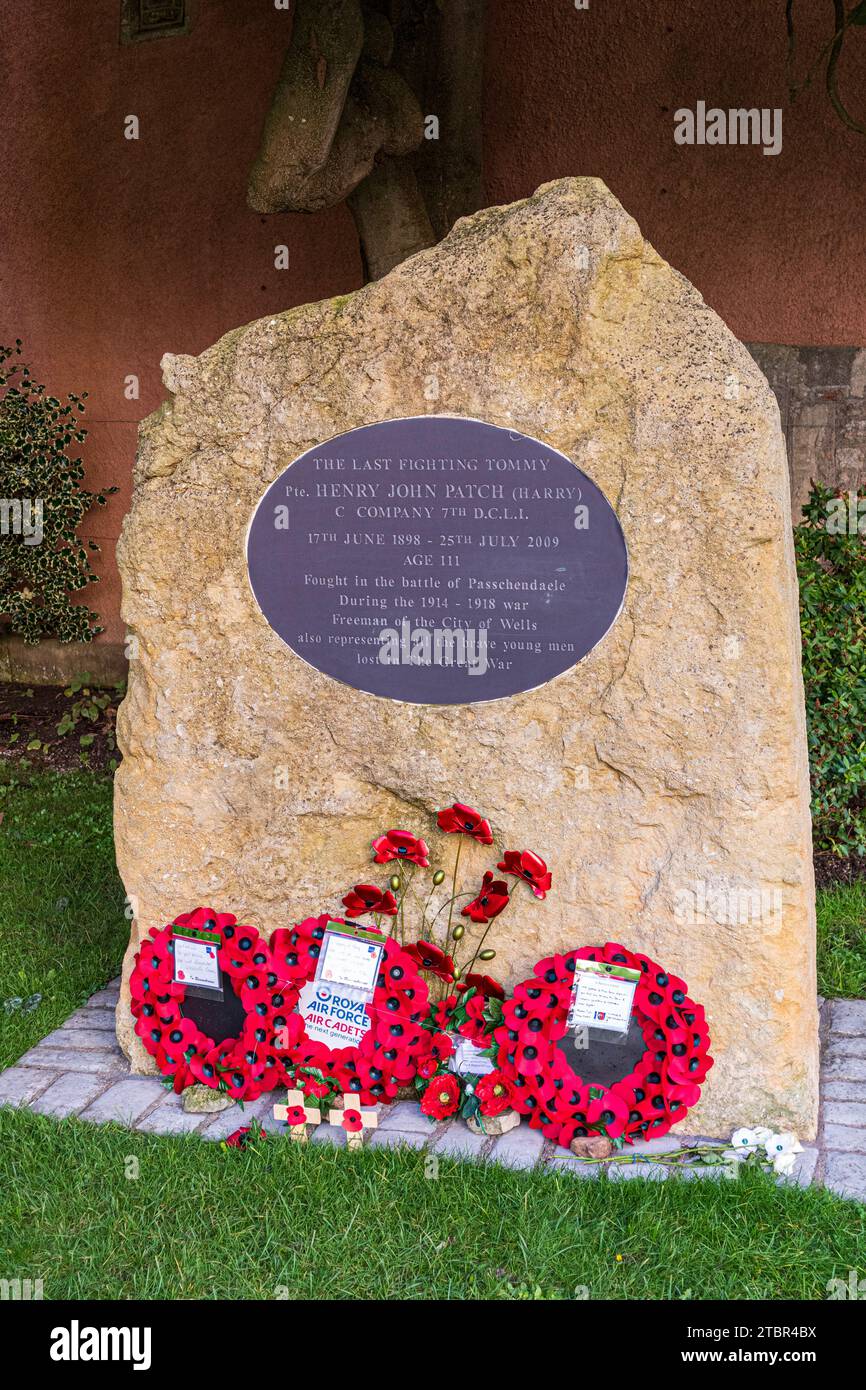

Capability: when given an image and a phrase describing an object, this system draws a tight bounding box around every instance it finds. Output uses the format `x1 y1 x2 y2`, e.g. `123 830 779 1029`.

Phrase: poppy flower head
436 802 494 845
285 1105 308 1127
342 1110 364 1132
476 1071 514 1117
420 1073 461 1120
341 883 399 918
497 850 552 899
461 871 510 924
371 830 430 867
404 939 456 983
458 973 505 1000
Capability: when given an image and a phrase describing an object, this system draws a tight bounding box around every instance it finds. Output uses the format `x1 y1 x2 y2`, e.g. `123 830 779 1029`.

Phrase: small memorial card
567 959 640 1034
172 924 222 995
316 921 384 993
298 980 373 1047
450 1038 496 1077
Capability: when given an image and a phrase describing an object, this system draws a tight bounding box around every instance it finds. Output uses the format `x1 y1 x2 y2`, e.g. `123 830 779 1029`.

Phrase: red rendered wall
3 1 866 646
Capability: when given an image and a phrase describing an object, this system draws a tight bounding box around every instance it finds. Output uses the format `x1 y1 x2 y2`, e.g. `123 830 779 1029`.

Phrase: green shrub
795 482 866 858
0 341 113 643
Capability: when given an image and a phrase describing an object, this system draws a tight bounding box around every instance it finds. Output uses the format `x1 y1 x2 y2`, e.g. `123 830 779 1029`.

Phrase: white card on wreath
567 960 639 1033
316 926 383 992
172 935 221 991
450 1038 496 1077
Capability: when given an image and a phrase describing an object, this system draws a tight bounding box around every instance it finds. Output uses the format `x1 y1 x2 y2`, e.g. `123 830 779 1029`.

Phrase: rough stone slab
821 1125 866 1153
821 1056 866 1082
821 1081 866 1103
49 1028 125 1052
627 1134 704 1156
430 1126 487 1160
79 1078 166 1126
823 1152 866 1202
369 1128 428 1150
377 1101 432 1134
312 1122 347 1147
62 1007 117 1032
828 1000 866 1035
823 1100 866 1128
0 1066 56 1108
546 1155 600 1179
199 1103 255 1141
30 1073 108 1119
489 1124 544 1170
16 1045 126 1076
136 1098 209 1136
824 1036 866 1060
85 985 121 1008
608 1161 669 1181
113 175 818 1140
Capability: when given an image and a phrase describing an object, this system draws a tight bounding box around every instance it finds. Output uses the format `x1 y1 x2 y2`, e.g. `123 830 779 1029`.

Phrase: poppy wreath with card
269 914 434 1105
129 907 295 1102
494 942 713 1149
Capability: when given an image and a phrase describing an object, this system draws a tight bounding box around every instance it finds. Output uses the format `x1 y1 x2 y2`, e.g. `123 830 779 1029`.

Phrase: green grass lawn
0 769 127 1069
1 767 866 1300
2 1105 865 1300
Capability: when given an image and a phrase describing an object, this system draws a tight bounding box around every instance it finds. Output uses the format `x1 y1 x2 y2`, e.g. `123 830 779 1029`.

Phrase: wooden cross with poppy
328 1095 379 1150
273 1089 324 1143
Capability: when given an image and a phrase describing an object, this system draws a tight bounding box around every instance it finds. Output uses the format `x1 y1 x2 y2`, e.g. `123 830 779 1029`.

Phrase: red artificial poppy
436 802 494 845
458 993 490 1046
497 850 552 898
420 1073 461 1120
461 871 510 924
404 939 456 982
458 974 505 1000
429 1031 455 1062
433 995 459 1028
476 1071 515 1117
341 884 399 918
284 1105 309 1127
223 1125 263 1149
371 830 430 867
417 1054 441 1080
341 1110 364 1132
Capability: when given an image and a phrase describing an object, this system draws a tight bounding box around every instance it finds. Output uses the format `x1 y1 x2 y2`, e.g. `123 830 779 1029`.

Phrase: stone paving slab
30 1072 108 1119
2 981 866 1202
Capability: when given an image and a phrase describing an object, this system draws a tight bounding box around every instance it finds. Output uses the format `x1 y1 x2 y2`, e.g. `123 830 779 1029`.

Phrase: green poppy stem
446 837 463 944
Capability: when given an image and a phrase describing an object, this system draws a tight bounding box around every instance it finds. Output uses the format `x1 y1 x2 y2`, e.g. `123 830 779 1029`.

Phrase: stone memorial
114 177 818 1137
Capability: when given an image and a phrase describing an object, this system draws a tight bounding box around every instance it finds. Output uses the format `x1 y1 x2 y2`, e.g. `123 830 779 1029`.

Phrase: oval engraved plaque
246 416 627 705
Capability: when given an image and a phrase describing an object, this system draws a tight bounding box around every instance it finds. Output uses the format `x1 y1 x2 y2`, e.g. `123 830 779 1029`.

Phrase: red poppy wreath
129 907 292 1102
269 914 433 1105
495 942 713 1149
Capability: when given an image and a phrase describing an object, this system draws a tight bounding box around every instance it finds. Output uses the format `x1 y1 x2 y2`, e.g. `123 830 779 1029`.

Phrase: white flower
765 1132 803 1175
728 1127 763 1159
752 1126 774 1146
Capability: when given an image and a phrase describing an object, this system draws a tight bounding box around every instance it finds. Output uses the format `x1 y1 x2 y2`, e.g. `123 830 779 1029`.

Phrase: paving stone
822 1125 866 1153
15 1045 126 1076
489 1124 544 1170
824 1036 866 1060
776 1147 819 1188
430 1125 487 1160
50 1027 124 1052
546 1155 600 1178
85 984 121 1008
0 1066 56 1108
311 1121 347 1146
79 1078 166 1125
369 1128 428 1150
829 1000 866 1035
608 1161 669 1181
824 1100 866 1127
136 1100 209 1136
820 1055 866 1082
822 1080 866 1103
378 1100 432 1134
30 1072 108 1118
199 1103 252 1141
627 1134 704 1156
62 1007 117 1032
824 1152 866 1202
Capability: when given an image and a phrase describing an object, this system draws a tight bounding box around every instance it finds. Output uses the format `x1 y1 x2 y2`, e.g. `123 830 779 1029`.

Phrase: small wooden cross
329 1095 379 1150
273 1089 323 1143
